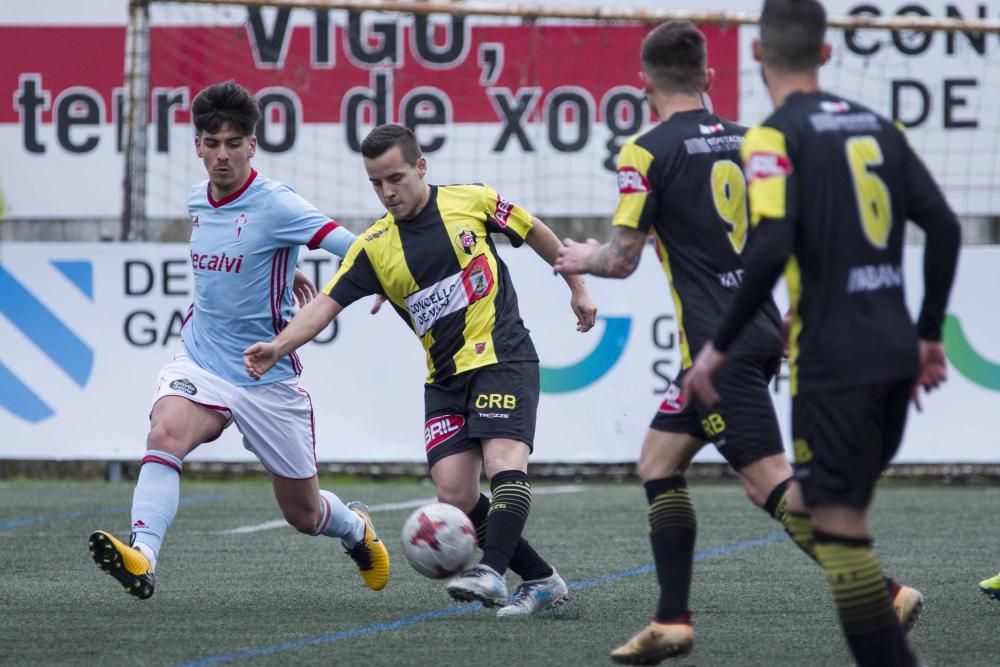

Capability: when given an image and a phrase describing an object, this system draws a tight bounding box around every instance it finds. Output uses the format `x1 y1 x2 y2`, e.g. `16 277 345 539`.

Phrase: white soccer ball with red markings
401 502 478 579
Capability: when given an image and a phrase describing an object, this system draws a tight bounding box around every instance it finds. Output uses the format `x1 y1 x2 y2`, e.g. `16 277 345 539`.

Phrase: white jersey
183 169 354 385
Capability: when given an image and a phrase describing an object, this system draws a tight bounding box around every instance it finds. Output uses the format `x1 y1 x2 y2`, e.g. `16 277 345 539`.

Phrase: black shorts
792 378 912 509
651 355 783 471
423 361 539 468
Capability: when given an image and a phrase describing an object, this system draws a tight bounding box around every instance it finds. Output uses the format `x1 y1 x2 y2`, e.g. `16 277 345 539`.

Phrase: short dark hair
759 0 827 72
640 21 707 95
360 124 422 164
191 80 260 135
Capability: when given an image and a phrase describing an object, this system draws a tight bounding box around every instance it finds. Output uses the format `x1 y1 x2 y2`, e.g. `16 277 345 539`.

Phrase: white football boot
496 569 569 617
446 564 508 607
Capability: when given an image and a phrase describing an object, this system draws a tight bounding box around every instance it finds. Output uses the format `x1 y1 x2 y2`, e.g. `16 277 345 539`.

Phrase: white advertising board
1 242 997 463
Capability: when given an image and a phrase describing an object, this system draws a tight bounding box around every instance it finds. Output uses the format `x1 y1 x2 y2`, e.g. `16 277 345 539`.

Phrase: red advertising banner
3 4 995 218
2 20 738 147
0 15 738 218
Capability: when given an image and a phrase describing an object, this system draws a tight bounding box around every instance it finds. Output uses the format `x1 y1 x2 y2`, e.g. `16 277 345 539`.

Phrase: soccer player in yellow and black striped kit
245 124 597 617
684 2 961 666
558 20 927 665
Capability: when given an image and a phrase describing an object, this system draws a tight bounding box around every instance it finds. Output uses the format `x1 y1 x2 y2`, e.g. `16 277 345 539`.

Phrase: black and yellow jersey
714 91 960 395
613 108 782 368
322 184 538 383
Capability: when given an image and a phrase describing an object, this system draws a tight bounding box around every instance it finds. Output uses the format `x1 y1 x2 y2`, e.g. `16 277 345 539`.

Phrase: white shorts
152 355 318 479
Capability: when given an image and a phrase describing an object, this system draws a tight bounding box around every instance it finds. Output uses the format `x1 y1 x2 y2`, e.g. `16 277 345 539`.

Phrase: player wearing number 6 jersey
556 21 922 665
682 2 961 666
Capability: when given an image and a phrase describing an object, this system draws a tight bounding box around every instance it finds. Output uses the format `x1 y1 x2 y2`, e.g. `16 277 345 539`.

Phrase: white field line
220 484 584 534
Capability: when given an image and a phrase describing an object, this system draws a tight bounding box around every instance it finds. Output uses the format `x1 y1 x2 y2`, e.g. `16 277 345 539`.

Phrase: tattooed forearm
583 229 645 278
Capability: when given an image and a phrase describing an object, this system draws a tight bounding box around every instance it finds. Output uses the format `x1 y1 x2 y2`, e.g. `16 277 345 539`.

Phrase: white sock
130 450 182 566
133 541 158 571
313 490 365 547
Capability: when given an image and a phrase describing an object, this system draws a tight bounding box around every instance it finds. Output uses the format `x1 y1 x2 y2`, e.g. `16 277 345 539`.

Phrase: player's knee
635 456 656 481
436 487 478 513
636 454 684 482
146 422 184 455
482 454 526 479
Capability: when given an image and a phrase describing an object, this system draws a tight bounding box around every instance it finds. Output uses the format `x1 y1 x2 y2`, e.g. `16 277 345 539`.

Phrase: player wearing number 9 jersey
555 21 870 664
682 2 961 666
612 105 783 365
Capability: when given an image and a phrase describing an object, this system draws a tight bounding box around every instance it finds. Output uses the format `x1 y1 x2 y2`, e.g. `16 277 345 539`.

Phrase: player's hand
292 268 318 307
370 293 388 315
570 286 597 332
243 342 280 380
554 238 600 275
911 340 948 412
681 343 727 408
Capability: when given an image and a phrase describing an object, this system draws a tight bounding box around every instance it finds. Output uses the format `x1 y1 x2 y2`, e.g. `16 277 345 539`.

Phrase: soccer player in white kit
89 80 389 598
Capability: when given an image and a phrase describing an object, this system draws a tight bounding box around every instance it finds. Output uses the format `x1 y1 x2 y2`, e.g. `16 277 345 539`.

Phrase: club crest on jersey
745 152 793 183
455 229 477 254
424 414 465 452
820 100 850 113
474 342 487 354
617 166 651 194
468 265 490 297
406 255 495 336
699 123 725 134
494 193 514 227
235 213 249 241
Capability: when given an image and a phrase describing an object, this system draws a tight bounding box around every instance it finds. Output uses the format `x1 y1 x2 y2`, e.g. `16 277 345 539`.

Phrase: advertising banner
1 0 997 219
2 242 997 463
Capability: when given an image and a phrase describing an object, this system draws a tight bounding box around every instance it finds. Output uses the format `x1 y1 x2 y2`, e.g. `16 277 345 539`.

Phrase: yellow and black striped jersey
717 91 959 394
323 184 538 383
613 108 783 369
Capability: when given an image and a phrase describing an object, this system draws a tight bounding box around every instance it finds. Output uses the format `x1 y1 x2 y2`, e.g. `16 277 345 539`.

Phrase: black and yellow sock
762 487 904 599
467 494 491 549
467 493 551 581
814 529 916 667
784 510 818 561
644 475 696 623
480 470 533 576
763 478 817 562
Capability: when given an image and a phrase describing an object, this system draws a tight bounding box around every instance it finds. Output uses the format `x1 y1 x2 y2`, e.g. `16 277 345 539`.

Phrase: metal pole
159 0 1000 33
121 0 151 241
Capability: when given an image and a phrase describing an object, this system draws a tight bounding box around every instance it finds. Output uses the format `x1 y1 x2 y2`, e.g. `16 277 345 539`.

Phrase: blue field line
0 494 226 531
178 531 789 667
565 532 788 592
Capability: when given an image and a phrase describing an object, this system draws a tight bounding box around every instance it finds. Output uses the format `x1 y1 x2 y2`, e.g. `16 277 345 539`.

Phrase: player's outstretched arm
243 293 344 379
525 217 597 332
554 227 647 279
